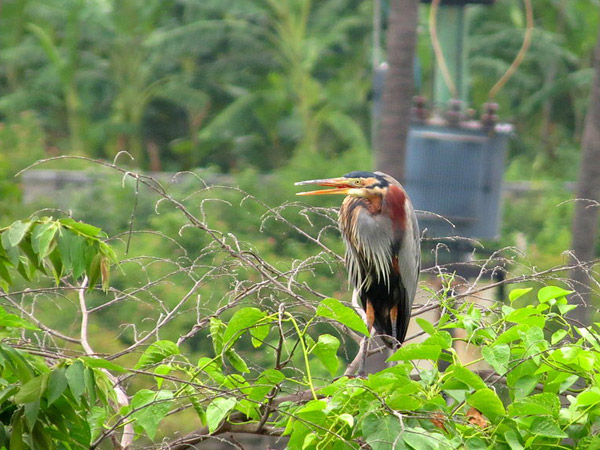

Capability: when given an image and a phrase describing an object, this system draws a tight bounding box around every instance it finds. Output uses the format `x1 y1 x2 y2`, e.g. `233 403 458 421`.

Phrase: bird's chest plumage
339 196 402 289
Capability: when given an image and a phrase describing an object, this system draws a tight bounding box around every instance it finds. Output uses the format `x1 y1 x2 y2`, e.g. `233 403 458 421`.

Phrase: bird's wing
376 171 421 301
396 198 421 312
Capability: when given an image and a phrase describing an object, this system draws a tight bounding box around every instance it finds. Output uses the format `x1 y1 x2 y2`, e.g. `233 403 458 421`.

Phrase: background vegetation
1 0 599 261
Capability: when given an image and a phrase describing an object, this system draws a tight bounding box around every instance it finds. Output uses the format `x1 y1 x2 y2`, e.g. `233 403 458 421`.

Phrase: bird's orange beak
295 178 354 196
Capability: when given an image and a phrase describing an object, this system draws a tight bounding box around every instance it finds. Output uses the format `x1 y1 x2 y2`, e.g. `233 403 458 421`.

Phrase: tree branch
78 277 134 450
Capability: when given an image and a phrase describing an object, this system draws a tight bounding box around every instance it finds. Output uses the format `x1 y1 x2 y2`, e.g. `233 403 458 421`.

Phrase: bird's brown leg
389 304 399 349
358 300 375 377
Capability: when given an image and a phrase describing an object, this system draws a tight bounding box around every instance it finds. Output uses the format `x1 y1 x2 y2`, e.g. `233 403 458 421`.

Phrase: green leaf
482 344 510 374
504 430 524 450
250 369 285 401
47 368 68 406
130 389 174 440
388 343 441 362
505 308 544 327
287 421 311 448
0 258 12 285
362 414 405 450
416 318 436 335
48 248 63 284
467 388 506 422
24 400 40 430
538 286 573 304
210 317 225 355
508 393 560 417
0 344 34 382
4 244 19 267
465 437 487 450
225 348 249 373
302 432 317 449
423 331 452 349
403 429 439 450
223 307 267 348
312 334 340 376
83 367 94 407
18 236 43 272
509 287 533 303
519 326 547 362
250 323 270 348
339 412 354 428
57 228 77 273
0 306 39 331
31 222 58 258
101 256 110 291
551 329 568 345
197 357 226 384
10 412 24 450
316 297 369 337
88 406 107 441
260 369 286 385
60 218 103 237
386 393 422 411
66 360 86 401
135 340 180 369
0 385 18 405
512 375 539 400
6 221 32 248
298 399 327 414
14 374 48 404
557 303 577 314
530 417 568 438
79 356 126 372
448 365 487 390
206 397 237 433
16 258 33 282
69 233 87 280
153 364 172 389
190 395 207 425
32 419 53 448
496 324 528 345
575 388 600 407
87 253 101 292
99 241 118 263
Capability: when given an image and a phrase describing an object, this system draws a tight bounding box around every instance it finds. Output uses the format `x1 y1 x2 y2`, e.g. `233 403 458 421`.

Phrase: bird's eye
354 180 361 186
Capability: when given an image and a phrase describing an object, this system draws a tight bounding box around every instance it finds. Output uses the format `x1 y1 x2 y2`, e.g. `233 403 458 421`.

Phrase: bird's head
295 171 390 198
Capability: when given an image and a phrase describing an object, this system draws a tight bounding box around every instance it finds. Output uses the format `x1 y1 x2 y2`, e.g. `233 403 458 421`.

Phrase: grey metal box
404 124 511 239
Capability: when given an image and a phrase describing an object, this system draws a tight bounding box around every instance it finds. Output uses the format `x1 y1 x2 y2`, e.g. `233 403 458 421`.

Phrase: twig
78 277 134 449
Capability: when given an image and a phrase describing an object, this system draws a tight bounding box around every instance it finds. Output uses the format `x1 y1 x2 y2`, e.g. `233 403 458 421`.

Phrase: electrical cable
428 0 534 102
488 0 534 100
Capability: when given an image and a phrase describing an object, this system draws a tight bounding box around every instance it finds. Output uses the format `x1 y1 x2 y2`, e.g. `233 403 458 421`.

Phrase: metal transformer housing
404 124 512 239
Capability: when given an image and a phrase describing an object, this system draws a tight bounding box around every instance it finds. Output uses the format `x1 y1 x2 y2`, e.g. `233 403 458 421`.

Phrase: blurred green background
1 0 597 258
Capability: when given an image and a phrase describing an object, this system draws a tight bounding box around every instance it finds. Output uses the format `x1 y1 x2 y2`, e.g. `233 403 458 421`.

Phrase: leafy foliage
0 217 116 292
0 0 372 171
0 163 599 448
